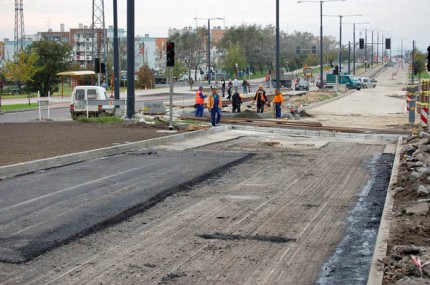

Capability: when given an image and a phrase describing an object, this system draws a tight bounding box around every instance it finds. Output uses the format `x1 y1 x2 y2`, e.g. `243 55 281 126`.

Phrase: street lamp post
326 14 361 75
345 22 369 75
194 17 223 86
298 0 345 89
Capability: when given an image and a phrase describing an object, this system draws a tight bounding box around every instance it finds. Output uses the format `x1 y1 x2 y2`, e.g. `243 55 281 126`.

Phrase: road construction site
0 63 419 285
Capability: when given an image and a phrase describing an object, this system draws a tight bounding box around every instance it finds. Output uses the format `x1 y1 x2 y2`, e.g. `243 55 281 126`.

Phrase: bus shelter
56 70 96 98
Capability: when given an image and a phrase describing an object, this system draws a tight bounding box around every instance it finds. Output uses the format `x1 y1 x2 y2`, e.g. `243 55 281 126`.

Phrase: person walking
242 79 248 95
221 78 226 97
207 88 222 127
231 88 242 113
253 84 267 113
195 86 207 117
227 80 233 99
189 77 194 90
273 88 284 119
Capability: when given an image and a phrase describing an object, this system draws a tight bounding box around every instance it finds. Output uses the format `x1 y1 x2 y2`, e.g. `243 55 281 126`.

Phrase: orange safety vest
273 93 284 103
255 90 266 102
195 91 205 104
207 94 223 109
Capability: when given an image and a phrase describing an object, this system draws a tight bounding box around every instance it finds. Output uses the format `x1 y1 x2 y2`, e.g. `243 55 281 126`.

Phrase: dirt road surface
0 131 394 285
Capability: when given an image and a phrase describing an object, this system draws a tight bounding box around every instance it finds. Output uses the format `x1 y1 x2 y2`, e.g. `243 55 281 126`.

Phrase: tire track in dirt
0 137 389 285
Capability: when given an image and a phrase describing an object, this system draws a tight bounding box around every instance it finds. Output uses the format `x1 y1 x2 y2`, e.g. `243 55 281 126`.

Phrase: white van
69 86 115 120
359 77 376 88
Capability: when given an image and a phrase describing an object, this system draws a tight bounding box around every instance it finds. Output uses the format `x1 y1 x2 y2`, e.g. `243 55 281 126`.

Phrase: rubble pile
382 134 430 284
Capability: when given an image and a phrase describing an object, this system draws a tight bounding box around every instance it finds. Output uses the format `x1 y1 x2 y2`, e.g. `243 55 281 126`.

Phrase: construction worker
207 88 223 127
253 84 267 113
273 88 284 119
231 87 242 113
195 86 207 117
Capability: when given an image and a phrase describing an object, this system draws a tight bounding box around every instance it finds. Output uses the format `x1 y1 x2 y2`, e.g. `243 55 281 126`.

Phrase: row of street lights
197 1 392 89
297 0 345 88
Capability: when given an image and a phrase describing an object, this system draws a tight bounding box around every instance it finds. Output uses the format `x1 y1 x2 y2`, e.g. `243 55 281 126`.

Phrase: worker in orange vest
253 84 267 113
207 88 223 127
273 88 284 119
195 86 207 117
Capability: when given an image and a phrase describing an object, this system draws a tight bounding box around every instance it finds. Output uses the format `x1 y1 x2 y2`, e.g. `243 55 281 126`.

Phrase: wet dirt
317 153 394 285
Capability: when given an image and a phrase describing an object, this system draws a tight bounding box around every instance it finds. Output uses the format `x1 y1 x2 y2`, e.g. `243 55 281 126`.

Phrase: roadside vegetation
77 115 123 124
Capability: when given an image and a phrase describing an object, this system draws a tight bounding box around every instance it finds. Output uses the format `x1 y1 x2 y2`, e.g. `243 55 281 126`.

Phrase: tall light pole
344 22 369 75
194 17 223 85
298 0 345 88
326 14 361 74
276 0 280 89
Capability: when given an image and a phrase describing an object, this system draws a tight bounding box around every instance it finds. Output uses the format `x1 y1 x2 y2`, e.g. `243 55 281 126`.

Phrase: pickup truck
325 74 361 90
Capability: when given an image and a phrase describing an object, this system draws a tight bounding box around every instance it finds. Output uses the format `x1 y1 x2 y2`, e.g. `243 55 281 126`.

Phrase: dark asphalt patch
0 150 250 263
315 153 394 285
197 233 296 244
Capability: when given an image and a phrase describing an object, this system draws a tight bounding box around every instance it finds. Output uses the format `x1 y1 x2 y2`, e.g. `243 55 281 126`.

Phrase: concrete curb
367 136 404 285
0 125 229 180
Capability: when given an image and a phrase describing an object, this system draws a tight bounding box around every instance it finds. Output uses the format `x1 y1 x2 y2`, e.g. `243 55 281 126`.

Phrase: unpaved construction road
0 130 396 285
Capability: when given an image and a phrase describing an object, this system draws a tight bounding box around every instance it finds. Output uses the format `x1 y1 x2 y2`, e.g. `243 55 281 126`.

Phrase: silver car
295 80 310 91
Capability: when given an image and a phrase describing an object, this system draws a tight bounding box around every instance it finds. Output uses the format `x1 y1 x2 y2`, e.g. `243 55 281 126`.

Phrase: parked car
295 80 310 91
70 86 116 120
359 77 376 88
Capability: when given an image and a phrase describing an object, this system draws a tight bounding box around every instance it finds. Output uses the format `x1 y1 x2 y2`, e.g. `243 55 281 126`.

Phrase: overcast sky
1 0 429 53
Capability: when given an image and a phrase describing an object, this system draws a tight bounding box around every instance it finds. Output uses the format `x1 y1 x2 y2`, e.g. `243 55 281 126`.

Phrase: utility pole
92 0 107 86
14 0 25 61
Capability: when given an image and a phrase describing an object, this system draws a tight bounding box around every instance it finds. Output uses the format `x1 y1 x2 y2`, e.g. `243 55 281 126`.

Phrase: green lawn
0 103 38 111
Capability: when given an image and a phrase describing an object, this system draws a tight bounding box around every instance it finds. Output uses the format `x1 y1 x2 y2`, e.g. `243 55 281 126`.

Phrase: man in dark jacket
253 84 267 113
231 88 242 113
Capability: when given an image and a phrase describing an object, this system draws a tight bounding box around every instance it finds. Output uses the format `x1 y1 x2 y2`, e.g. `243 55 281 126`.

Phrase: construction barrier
406 94 411 111
421 107 428 127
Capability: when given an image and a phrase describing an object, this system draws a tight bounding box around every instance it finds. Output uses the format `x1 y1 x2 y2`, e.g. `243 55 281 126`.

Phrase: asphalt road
0 149 248 263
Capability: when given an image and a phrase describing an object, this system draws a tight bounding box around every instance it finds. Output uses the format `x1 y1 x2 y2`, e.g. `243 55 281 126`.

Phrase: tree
412 51 426 77
26 40 72 96
222 43 247 78
136 65 154 89
3 50 41 91
168 27 207 81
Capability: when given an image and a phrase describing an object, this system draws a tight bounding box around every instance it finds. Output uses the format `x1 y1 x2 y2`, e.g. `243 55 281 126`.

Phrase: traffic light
385 38 391 50
359 38 364 49
296 46 300 54
427 46 430 71
100 62 106 74
312 45 316 54
94 57 100 73
333 65 339 75
166 42 175 67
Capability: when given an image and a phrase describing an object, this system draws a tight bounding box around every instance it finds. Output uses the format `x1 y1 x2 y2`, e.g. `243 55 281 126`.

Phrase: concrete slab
0 150 249 263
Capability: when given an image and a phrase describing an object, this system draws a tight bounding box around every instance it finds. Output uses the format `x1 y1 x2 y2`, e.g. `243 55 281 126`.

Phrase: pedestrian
195 86 207 117
221 78 226 97
101 80 107 90
232 87 242 113
253 84 267 113
189 77 194 90
207 87 222 127
227 79 233 99
242 79 248 95
265 73 270 88
198 79 203 89
233 77 239 90
273 88 284 119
